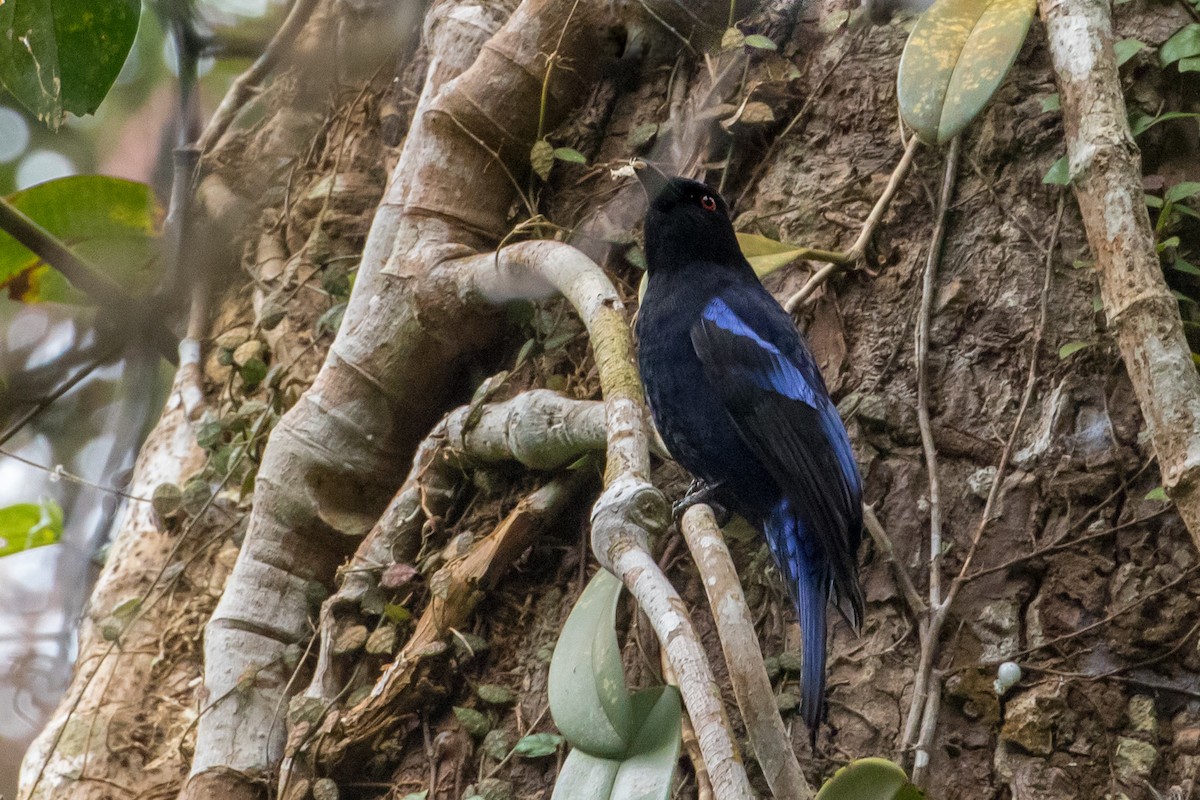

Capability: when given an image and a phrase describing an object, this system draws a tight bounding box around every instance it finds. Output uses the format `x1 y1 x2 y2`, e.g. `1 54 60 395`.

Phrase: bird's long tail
765 501 828 739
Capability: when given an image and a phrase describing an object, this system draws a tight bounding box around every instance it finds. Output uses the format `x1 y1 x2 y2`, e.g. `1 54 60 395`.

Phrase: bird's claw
673 481 732 528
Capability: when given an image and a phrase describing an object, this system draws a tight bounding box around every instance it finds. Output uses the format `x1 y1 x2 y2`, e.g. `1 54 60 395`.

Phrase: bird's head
636 171 745 275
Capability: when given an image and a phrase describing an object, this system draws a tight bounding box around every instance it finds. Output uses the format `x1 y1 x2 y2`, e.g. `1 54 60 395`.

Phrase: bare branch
1041 0 1200 549
681 504 812 800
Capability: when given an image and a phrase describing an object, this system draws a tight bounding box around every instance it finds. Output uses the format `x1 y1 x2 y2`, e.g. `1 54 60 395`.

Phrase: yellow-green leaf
736 232 811 277
0 499 63 558
743 34 778 50
636 232 822 304
1058 341 1090 359
897 0 1037 144
554 147 587 165
816 758 923 800
0 176 161 304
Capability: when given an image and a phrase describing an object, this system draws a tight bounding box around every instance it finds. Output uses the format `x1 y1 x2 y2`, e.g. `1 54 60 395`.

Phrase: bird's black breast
636 269 777 514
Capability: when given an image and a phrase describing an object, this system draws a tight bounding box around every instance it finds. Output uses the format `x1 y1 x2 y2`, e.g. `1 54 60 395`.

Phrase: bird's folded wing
691 295 863 625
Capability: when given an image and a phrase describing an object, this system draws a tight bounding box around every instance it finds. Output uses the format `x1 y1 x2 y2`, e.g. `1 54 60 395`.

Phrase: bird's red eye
700 195 717 212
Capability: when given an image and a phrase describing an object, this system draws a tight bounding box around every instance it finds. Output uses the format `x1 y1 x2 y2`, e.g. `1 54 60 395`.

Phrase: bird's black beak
632 158 671 203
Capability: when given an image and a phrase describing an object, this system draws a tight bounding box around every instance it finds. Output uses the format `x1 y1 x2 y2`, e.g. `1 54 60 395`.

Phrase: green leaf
1041 93 1060 113
399 793 429 800
1130 111 1200 138
0 498 63 557
0 176 160 304
1161 23 1200 67
531 140 555 181
1042 156 1070 186
743 34 778 50
453 706 492 738
111 596 142 619
476 684 517 705
1113 38 1146 67
513 732 564 758
315 302 347 337
1058 341 1090 359
1144 486 1169 502
553 147 587 165
816 758 923 800
897 0 1037 144
550 687 682 800
629 123 659 149
1158 236 1181 252
1166 182 1200 204
0 0 140 128
548 569 634 758
735 232 811 277
382 602 411 624
1180 55 1200 72
1173 258 1200 276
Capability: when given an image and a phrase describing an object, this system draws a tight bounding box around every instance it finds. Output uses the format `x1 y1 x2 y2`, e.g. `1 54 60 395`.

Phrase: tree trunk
21 1 1200 799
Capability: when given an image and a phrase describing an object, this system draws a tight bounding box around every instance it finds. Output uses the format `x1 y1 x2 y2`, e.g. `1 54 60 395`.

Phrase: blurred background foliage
0 2 283 794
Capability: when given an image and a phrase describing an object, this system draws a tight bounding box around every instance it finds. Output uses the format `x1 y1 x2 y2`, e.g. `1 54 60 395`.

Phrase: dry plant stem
681 505 811 800
310 471 590 767
196 0 321 153
863 505 926 619
783 134 920 312
901 136 959 773
1042 0 1200 549
294 390 606 721
906 170 1060 790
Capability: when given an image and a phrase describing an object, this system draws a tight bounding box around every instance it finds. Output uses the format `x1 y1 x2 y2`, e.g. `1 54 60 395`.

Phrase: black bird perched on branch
634 171 864 738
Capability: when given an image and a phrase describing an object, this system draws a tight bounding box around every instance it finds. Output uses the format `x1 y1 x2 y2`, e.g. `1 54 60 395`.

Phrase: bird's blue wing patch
700 297 817 406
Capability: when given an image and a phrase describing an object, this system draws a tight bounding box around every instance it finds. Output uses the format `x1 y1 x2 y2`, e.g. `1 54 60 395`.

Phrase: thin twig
0 352 112 448
0 199 179 364
965 508 1168 582
863 505 926 618
196 0 321 153
0 448 151 502
783 134 921 311
918 137 959 613
902 136 959 782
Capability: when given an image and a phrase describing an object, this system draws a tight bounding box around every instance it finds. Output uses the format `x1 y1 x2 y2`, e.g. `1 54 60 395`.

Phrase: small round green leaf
1113 38 1146 67
453 706 492 738
897 0 1037 144
553 147 587 165
513 732 564 758
1058 341 1090 359
743 34 778 50
1042 156 1070 186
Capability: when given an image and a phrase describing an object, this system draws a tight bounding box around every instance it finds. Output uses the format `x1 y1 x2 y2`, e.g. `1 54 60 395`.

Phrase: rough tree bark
20 0 1200 799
